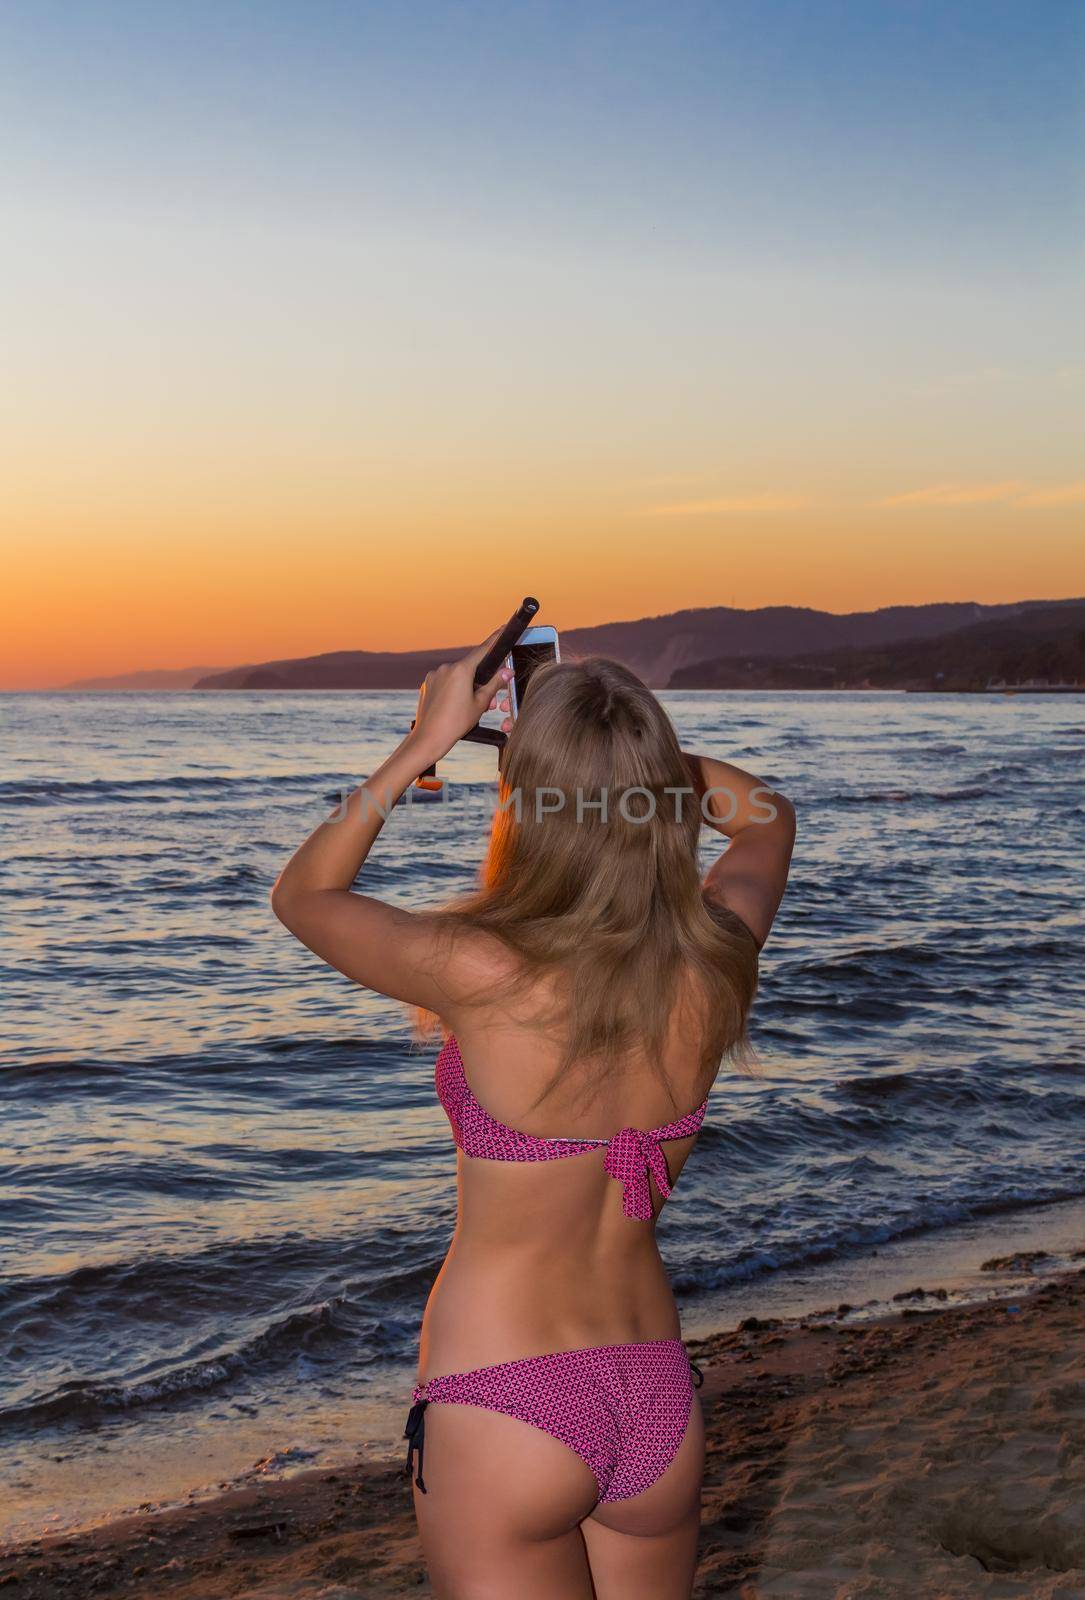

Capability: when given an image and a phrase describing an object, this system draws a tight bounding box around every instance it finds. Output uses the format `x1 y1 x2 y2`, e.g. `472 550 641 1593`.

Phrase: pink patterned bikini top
435 1033 709 1222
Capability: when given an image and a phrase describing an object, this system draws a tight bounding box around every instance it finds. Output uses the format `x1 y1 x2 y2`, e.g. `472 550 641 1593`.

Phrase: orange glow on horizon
4 481 1082 688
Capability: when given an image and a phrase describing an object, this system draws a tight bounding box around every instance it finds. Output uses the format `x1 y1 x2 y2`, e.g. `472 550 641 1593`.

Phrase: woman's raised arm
682 751 796 949
270 639 509 1010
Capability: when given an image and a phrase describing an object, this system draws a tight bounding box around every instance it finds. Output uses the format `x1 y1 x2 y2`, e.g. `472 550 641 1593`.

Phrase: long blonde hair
420 656 758 1111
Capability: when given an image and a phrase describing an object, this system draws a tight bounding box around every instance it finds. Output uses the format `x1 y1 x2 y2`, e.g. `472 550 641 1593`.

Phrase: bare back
417 946 717 1383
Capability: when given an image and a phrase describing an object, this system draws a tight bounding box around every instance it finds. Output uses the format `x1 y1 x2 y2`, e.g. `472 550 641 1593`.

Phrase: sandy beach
4 1256 1083 1599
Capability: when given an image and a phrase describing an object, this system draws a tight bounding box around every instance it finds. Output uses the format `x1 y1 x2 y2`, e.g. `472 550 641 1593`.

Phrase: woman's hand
410 632 513 762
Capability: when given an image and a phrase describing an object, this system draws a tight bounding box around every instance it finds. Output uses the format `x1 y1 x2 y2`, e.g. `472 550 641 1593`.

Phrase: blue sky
3 0 1080 275
2 1 1082 685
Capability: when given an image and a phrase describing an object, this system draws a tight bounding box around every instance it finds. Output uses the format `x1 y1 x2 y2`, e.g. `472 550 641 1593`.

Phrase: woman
271 634 795 1598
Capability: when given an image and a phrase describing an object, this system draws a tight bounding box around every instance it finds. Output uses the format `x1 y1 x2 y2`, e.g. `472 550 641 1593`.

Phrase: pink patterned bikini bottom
403 1337 703 1503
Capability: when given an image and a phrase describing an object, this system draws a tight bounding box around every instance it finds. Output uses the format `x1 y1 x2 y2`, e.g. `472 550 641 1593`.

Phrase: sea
2 689 1083 1540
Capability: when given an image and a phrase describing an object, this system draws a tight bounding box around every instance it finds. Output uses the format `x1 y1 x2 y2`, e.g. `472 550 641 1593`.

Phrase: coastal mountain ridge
191 598 1078 692
55 598 1082 692
671 603 1085 691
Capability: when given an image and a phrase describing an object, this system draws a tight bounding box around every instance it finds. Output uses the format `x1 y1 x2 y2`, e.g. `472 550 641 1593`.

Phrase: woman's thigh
580 1390 705 1600
411 1400 601 1599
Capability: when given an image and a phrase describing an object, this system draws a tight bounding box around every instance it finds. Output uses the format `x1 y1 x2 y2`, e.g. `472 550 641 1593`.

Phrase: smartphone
506 625 560 718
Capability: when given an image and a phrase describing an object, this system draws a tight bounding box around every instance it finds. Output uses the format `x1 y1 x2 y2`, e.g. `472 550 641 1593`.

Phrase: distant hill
562 601 1052 686
668 604 1085 692
62 665 231 691
196 647 466 691
194 599 1078 691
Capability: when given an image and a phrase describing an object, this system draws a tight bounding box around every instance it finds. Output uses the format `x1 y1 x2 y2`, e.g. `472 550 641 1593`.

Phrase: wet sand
3 1261 1083 1598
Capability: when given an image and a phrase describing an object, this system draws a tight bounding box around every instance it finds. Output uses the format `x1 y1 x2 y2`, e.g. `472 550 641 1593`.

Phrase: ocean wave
0 1296 363 1431
0 1036 425 1104
778 933 1084 990
670 1175 1085 1296
0 1217 443 1436
0 771 355 806
0 1216 444 1348
823 785 993 806
698 1069 1085 1170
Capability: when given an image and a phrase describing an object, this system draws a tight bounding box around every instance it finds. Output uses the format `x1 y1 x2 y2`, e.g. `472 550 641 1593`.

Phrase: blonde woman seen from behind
272 639 795 1599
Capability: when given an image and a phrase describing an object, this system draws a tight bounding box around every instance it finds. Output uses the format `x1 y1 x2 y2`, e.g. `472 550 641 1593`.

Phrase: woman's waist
418 1235 681 1378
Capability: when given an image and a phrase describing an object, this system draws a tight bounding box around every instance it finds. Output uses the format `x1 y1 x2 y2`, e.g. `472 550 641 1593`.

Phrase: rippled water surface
2 689 1082 1531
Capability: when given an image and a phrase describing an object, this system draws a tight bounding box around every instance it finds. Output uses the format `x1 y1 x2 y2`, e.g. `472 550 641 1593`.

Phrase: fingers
477 663 511 707
485 695 515 732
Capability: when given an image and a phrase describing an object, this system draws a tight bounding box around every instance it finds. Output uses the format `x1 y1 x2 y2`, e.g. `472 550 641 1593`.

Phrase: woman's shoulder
419 916 532 1009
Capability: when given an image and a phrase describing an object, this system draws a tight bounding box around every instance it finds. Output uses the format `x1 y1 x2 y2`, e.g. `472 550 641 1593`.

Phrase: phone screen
510 640 557 714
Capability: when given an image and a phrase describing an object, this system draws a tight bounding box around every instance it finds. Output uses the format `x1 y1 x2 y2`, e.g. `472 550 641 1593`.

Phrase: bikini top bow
603 1126 673 1221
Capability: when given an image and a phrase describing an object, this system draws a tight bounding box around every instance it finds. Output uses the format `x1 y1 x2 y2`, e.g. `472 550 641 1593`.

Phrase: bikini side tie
404 1396 429 1493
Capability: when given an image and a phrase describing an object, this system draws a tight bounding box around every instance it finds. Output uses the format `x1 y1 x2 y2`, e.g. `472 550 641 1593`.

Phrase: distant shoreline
12 683 1083 696
911 684 1084 695
38 595 1083 694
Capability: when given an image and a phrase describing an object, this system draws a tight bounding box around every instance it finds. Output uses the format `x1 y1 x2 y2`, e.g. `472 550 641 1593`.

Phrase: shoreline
680 1189 1085 1338
4 1241 1083 1597
8 1194 1085 1549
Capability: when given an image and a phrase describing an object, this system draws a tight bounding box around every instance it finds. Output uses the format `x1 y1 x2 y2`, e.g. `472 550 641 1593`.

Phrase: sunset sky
2 1 1083 688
